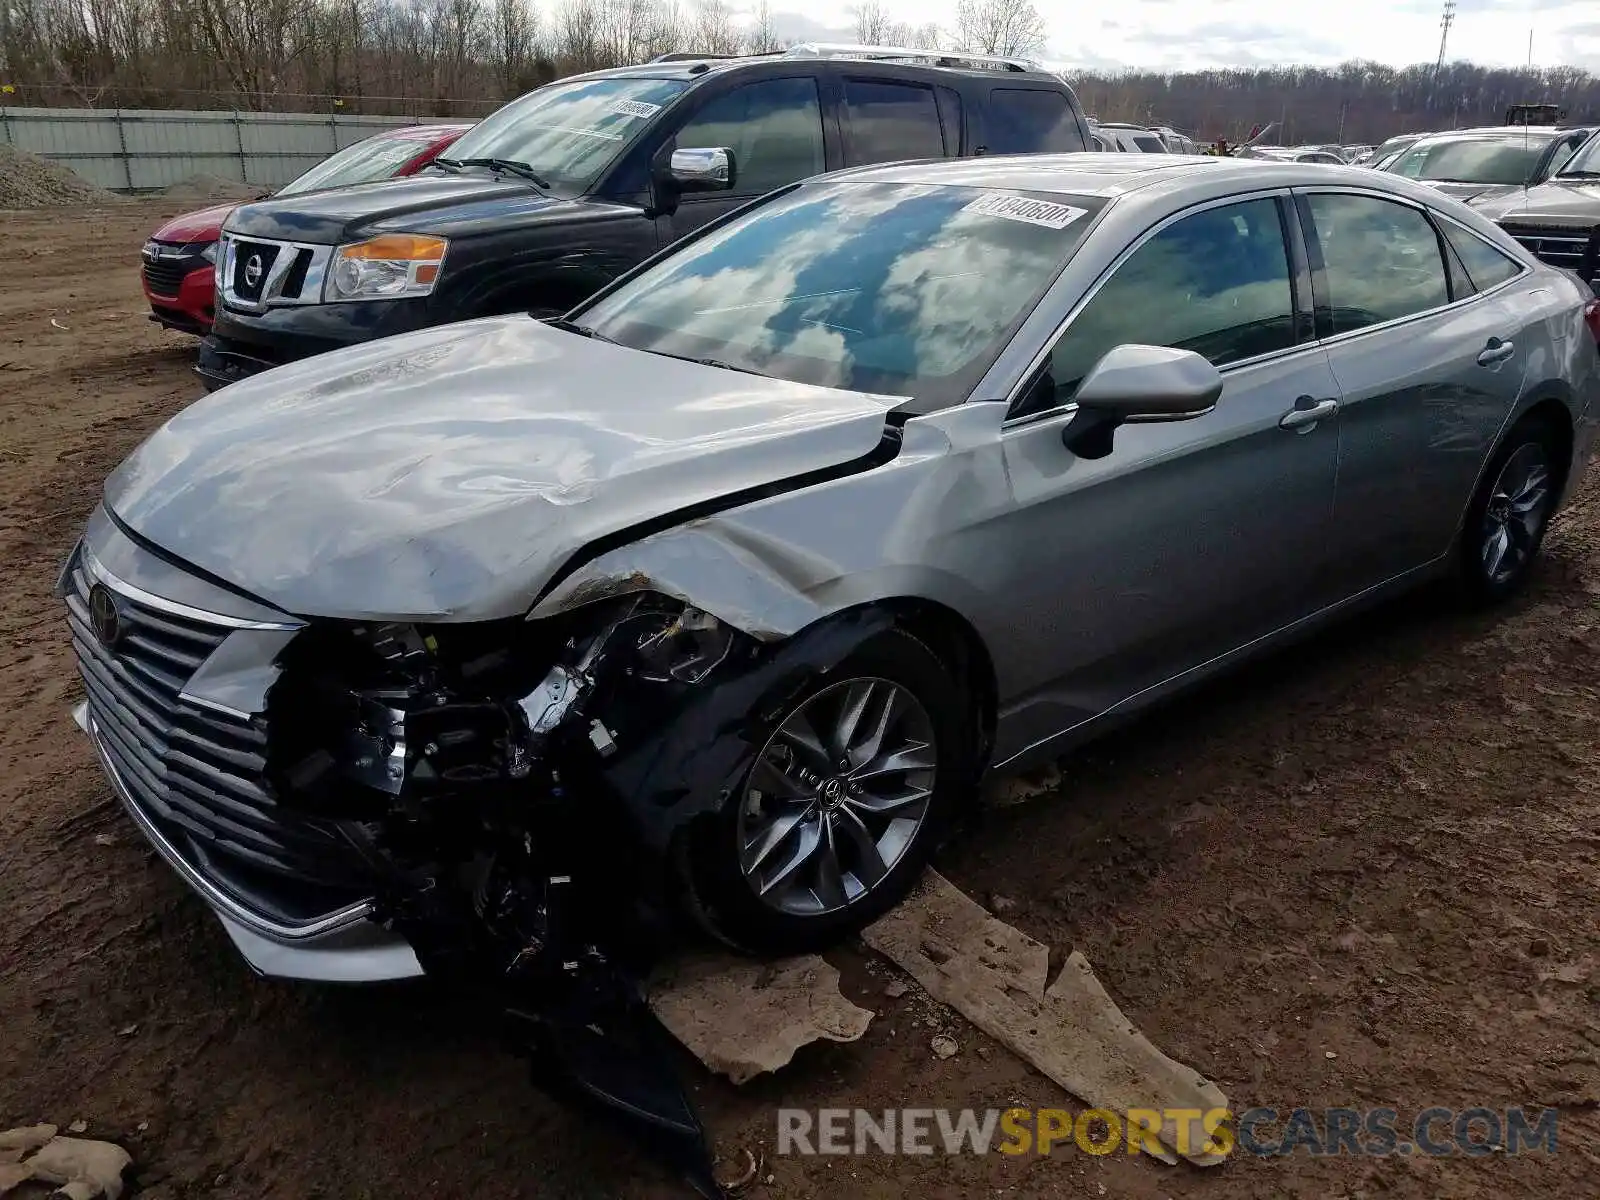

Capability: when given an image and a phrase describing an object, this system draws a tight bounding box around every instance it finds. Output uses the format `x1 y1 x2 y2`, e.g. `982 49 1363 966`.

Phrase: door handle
1279 396 1339 431
1477 338 1516 366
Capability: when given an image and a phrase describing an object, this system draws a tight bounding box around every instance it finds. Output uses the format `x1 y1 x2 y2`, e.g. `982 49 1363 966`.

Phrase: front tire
686 629 971 954
1458 415 1562 604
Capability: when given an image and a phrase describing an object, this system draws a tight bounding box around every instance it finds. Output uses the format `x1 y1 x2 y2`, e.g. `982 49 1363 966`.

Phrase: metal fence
0 107 464 192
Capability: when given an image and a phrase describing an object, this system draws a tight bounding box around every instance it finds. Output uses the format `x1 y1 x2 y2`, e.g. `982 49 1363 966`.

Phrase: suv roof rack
649 51 752 63
782 42 1042 73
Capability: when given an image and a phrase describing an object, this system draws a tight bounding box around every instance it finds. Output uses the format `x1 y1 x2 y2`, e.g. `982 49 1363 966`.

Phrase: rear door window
842 78 946 166
986 90 1085 153
1303 193 1450 334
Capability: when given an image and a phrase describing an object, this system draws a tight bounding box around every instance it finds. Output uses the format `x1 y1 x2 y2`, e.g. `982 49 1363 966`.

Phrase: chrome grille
65 554 370 917
1500 222 1599 282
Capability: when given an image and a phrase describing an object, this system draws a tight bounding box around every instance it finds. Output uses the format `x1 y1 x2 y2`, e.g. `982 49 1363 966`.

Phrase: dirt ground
3 200 1599 1200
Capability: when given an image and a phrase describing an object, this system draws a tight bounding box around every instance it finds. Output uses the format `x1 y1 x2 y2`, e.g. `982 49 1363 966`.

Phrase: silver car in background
1383 125 1598 204
64 154 1600 986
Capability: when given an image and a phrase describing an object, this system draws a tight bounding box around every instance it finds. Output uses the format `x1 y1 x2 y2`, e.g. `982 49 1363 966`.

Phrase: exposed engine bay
257 594 894 1194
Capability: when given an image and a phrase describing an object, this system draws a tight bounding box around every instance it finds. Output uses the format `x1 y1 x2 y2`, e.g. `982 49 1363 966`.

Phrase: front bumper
74 700 424 982
62 522 427 984
198 293 436 390
142 264 215 336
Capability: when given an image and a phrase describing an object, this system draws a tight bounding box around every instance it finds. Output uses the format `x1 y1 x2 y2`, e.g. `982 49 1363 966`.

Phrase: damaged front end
264 594 758 978
259 594 891 1193
66 512 889 1193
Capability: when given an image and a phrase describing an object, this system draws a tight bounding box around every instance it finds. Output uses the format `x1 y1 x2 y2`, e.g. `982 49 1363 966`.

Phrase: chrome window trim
999 187 1300 427
218 233 334 314
81 543 304 631
997 182 1541 430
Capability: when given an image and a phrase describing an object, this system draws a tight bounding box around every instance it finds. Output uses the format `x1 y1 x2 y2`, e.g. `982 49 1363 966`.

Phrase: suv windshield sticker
963 194 1088 230
609 99 662 121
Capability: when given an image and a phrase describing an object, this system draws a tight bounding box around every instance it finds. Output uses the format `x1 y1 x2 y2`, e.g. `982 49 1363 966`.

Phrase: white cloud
760 0 1600 71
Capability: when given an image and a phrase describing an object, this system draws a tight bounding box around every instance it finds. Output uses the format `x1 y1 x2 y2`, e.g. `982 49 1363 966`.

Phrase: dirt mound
0 143 123 208
156 173 265 202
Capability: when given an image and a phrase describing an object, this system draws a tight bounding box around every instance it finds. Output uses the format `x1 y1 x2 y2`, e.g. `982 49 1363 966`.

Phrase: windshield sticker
609 99 662 121
963 194 1088 230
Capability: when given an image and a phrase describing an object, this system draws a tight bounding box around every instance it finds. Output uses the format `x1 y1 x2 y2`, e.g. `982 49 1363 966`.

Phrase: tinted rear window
842 79 946 165
986 89 1084 154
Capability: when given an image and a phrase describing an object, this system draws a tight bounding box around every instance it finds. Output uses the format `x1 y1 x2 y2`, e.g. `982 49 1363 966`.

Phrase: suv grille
1500 222 1600 283
229 241 281 303
66 555 370 919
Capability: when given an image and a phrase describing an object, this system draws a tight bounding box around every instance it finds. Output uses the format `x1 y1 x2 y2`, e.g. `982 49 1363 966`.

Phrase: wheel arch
1453 390 1577 543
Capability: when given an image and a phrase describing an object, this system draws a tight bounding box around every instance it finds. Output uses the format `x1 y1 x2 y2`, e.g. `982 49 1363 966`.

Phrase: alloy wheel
736 676 937 917
1480 441 1552 585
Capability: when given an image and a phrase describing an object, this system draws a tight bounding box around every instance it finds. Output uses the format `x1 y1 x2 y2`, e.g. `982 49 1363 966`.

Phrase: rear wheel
1458 415 1562 603
686 629 970 953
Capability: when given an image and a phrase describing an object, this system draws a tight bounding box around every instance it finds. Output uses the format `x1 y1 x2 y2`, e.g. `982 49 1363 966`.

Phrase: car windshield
1389 135 1552 184
277 130 452 197
432 76 687 190
1557 131 1600 176
1374 135 1420 156
579 181 1106 406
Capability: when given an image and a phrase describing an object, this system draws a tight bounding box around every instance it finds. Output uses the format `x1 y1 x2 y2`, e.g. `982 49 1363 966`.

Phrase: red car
141 123 471 336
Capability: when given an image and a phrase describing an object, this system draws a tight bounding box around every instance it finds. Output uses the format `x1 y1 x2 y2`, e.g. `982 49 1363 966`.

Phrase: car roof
1408 126 1572 143
820 153 1285 194
567 53 1065 86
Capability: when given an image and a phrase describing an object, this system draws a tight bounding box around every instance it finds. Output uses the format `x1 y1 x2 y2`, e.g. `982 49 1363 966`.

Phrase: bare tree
688 0 740 55
492 0 537 94
554 0 602 67
746 0 780 54
850 1 891 44
955 0 1045 57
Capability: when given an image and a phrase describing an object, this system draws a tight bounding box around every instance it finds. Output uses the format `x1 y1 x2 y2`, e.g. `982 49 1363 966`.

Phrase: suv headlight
324 234 448 302
199 241 218 264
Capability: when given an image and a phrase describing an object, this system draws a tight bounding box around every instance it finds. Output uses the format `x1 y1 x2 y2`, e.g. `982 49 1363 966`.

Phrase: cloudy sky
764 0 1600 73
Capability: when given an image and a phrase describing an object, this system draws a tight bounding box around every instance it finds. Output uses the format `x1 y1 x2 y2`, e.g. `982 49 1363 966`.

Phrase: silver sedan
66 154 1600 980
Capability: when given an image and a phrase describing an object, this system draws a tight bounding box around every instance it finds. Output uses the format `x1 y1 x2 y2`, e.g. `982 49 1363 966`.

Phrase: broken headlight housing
263 595 747 844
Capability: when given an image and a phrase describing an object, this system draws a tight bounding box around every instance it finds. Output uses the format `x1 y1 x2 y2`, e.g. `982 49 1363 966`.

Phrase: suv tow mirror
668 147 737 192
1064 344 1222 459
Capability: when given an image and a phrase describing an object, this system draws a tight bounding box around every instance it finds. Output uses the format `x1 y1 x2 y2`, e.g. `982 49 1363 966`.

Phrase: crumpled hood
103 316 899 623
1471 178 1600 224
151 202 240 244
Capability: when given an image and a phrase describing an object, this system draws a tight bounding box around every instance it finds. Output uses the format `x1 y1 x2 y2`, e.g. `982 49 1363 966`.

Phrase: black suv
197 47 1093 388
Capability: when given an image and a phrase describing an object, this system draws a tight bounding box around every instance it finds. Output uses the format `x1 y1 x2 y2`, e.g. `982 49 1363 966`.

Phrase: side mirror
667 146 737 192
1064 344 1223 459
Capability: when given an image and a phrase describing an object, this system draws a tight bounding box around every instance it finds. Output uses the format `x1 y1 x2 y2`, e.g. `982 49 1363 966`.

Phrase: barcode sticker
963 194 1088 230
609 100 662 120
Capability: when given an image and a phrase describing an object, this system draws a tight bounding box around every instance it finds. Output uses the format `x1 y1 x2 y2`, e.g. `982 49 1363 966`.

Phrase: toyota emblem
88 584 123 649
243 253 264 288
